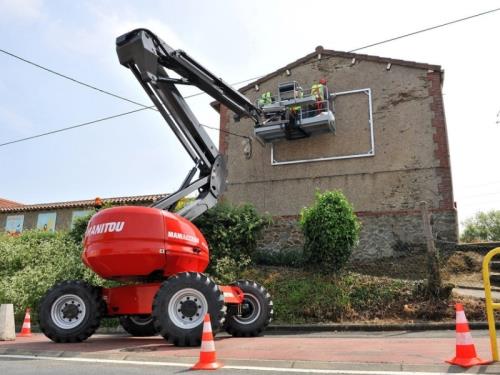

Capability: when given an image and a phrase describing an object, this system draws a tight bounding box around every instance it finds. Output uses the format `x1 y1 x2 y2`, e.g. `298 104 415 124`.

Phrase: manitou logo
167 231 199 244
86 221 125 236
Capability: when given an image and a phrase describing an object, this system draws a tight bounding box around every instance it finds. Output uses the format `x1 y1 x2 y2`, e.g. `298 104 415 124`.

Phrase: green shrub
461 210 500 242
194 203 271 283
68 211 95 244
0 231 104 321
299 191 360 273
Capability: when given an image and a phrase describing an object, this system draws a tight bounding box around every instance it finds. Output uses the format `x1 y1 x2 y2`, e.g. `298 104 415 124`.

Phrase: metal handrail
482 246 500 361
295 100 330 121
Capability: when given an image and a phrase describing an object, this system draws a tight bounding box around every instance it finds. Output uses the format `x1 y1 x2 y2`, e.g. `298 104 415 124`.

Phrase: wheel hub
62 303 80 320
241 301 254 317
50 294 86 329
180 300 198 318
234 294 261 325
168 288 207 329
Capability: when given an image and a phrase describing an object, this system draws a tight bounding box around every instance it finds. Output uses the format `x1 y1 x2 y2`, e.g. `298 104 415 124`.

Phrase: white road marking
0 354 452 374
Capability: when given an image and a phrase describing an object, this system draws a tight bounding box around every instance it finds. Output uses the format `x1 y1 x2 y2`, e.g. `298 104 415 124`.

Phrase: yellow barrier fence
482 247 500 361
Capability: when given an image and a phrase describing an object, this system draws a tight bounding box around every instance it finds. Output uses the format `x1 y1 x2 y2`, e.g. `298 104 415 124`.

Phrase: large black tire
38 280 104 343
152 272 225 347
119 315 157 337
225 280 273 337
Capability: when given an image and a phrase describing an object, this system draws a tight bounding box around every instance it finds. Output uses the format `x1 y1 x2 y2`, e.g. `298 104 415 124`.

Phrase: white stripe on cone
455 332 474 345
23 323 31 329
456 311 467 324
201 340 216 352
203 322 212 332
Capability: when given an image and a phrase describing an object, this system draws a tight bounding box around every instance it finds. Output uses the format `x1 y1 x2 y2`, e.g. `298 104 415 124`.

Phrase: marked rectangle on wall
37 212 57 232
272 88 373 165
71 210 93 229
5 215 24 234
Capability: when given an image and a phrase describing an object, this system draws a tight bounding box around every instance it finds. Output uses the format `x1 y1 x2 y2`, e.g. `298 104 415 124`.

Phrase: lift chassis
38 29 273 347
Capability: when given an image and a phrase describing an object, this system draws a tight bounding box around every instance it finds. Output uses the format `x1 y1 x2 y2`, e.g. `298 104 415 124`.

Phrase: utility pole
419 201 442 297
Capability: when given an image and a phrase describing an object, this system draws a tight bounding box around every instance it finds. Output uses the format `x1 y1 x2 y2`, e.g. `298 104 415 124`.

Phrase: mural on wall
37 212 57 232
5 215 24 234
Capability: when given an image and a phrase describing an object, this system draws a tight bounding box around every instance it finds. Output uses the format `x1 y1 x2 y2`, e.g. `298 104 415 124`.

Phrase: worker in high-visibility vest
310 78 329 115
258 91 273 107
291 86 303 118
289 85 303 125
311 81 325 101
284 86 304 136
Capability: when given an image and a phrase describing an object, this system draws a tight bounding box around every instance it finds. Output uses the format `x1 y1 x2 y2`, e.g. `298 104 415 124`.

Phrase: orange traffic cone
191 314 223 370
18 308 32 337
446 303 491 368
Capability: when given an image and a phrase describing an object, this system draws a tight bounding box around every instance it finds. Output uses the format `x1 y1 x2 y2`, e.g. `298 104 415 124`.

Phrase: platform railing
482 247 500 361
295 100 331 122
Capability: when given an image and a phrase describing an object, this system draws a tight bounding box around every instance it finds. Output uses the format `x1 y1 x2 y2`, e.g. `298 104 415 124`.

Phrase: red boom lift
38 29 273 347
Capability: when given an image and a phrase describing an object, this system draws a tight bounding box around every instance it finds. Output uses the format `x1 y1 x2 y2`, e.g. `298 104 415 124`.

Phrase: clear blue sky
1 1 500 229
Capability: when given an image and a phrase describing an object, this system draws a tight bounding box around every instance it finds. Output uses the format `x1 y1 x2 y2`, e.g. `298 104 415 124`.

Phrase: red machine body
83 206 210 281
100 283 244 316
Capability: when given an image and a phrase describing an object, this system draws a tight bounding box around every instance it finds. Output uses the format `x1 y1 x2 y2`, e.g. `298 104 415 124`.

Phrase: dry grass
242 250 492 324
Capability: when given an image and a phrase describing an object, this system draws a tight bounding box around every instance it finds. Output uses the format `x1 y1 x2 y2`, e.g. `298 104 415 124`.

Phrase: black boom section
116 29 260 220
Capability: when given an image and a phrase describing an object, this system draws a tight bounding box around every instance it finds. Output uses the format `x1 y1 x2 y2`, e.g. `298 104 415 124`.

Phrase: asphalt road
2 330 499 374
0 356 458 375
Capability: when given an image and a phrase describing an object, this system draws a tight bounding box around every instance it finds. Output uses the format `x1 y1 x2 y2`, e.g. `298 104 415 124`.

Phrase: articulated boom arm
116 29 261 220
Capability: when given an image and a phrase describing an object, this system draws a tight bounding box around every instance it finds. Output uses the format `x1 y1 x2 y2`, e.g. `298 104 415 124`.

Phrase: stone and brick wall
258 209 456 262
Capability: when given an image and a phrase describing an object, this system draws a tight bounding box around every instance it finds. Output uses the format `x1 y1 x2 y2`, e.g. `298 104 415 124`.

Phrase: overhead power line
1 6 499 148
162 7 500 99
0 107 150 147
0 48 154 110
0 48 263 105
348 7 500 53
0 106 250 147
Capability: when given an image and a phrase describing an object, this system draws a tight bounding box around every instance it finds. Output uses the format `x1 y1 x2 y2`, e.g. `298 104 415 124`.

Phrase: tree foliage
461 210 500 243
299 191 361 273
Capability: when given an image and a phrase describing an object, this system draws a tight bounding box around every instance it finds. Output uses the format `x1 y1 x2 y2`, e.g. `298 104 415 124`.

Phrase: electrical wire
0 51 256 143
347 7 500 53
179 7 500 98
0 48 154 110
1 6 499 147
0 107 150 147
0 105 251 146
